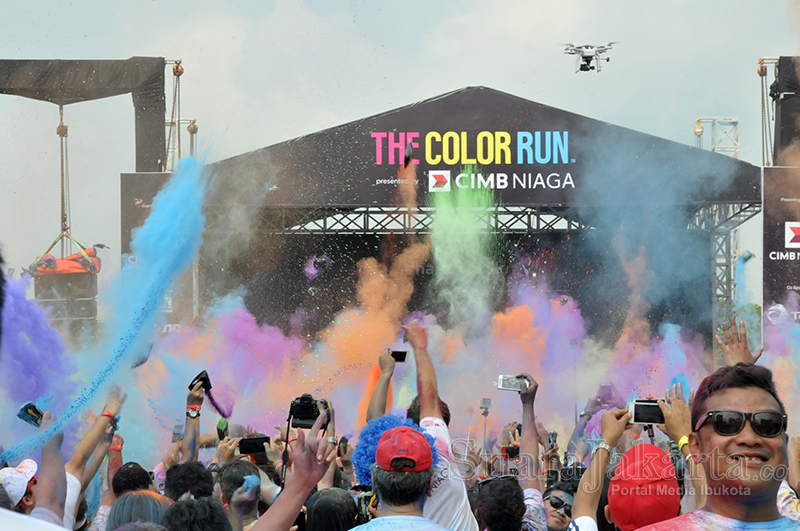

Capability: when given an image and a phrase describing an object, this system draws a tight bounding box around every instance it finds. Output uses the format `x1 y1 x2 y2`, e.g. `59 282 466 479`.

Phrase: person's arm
517 373 541 491
366 349 396 422
317 400 338 490
251 412 337 531
36 412 67 519
404 324 440 420
80 426 113 491
567 392 605 456
572 409 631 521
790 437 800 494
66 386 127 481
657 383 707 508
715 316 763 366
180 381 204 463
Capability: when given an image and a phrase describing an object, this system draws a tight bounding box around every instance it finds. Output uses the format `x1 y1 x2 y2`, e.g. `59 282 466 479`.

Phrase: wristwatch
186 408 200 419
208 462 220 473
592 442 613 456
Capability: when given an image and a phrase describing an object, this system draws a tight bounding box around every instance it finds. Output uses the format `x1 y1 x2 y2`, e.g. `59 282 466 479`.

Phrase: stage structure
0 57 167 335
201 86 761 326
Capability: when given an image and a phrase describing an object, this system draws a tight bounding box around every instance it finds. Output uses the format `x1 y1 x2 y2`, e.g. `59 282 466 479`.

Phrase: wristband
109 444 123 451
678 435 689 453
287 437 298 444
101 411 115 419
186 404 202 411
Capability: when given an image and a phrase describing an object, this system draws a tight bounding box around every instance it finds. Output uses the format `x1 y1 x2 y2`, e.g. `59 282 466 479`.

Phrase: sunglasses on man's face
544 495 572 518
694 410 787 438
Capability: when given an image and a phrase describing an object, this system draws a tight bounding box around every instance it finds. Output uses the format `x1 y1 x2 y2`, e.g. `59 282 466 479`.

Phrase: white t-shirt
0 507 67 530
356 515 453 530
63 471 81 529
568 515 598 531
419 417 479 531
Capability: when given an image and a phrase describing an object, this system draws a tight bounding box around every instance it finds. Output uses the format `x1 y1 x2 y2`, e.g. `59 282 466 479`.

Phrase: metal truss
209 205 592 235
205 201 760 325
686 202 762 323
694 117 741 160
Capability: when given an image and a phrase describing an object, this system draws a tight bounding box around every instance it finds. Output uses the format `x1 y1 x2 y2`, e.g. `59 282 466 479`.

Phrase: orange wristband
101 411 114 419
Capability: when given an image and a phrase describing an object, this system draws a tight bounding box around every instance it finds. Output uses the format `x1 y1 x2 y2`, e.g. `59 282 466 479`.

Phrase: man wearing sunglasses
639 363 800 530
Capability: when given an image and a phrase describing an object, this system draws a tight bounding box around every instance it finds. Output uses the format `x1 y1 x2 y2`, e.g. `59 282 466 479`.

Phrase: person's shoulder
567 515 598 531
635 510 733 530
0 508 66 530
357 515 453 530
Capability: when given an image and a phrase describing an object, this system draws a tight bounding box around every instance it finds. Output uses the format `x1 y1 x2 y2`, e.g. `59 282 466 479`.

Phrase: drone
563 42 616 72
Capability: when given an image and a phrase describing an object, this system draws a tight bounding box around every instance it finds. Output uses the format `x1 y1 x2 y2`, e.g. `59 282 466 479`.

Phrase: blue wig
351 415 439 485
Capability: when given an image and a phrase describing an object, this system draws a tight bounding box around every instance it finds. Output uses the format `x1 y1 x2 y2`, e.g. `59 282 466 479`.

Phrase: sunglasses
694 410 787 438
544 495 572 518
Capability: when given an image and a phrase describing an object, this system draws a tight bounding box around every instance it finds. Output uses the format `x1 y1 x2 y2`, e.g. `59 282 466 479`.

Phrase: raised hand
290 411 337 488
599 409 632 448
187 381 204 406
715 316 763 366
104 385 128 417
402 324 428 351
657 383 692 443
517 373 538 404
378 348 397 376
217 436 242 462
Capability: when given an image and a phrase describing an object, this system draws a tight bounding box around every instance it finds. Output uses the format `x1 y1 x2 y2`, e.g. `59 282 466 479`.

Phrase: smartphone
293 509 306 531
391 350 407 363
598 384 613 405
171 423 184 443
628 399 667 425
217 418 229 441
17 402 43 427
496 374 528 392
501 446 520 460
188 370 212 391
239 436 271 455
548 431 558 446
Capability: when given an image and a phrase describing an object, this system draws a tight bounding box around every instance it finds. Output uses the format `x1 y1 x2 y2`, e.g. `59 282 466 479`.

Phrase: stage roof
210 86 760 208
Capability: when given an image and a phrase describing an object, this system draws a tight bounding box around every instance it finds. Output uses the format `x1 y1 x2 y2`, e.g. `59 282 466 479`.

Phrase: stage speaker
34 273 98 322
772 57 800 163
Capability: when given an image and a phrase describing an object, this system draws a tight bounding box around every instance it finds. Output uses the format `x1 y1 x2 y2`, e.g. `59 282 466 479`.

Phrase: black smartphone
391 350 408 363
239 436 271 455
548 431 558 446
293 509 306 531
188 370 212 391
501 446 520 460
17 402 43 427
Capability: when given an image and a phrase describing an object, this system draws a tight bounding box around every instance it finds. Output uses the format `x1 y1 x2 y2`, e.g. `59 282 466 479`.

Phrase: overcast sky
1 0 798 306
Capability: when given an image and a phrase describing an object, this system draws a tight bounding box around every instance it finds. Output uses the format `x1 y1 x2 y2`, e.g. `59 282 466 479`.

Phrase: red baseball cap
607 444 681 531
375 426 433 472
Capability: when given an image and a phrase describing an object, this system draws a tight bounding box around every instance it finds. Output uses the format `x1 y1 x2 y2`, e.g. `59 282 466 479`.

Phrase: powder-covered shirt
522 487 547 531
636 509 800 530
420 417 479 531
779 479 800 522
356 515 453 531
0 507 66 530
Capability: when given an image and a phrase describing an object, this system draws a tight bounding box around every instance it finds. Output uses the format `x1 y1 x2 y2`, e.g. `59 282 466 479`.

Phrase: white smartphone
628 399 668 425
496 374 529 392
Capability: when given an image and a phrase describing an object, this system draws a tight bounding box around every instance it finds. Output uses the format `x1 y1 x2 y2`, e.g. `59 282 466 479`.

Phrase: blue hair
351 415 439 485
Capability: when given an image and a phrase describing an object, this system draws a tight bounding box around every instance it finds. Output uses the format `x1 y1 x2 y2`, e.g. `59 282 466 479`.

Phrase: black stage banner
763 166 800 327
210 86 761 208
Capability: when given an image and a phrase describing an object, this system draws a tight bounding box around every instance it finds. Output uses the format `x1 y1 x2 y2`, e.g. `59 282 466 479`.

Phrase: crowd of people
2 317 800 530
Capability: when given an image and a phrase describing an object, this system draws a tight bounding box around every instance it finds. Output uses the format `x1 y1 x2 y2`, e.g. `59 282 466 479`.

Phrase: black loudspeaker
34 273 98 322
772 57 800 163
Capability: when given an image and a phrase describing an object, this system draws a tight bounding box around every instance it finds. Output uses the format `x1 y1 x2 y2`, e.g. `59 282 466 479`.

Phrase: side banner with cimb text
763 166 800 330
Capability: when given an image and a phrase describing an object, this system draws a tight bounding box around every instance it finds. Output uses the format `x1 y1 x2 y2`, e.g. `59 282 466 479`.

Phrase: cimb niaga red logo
785 222 800 248
428 170 451 192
